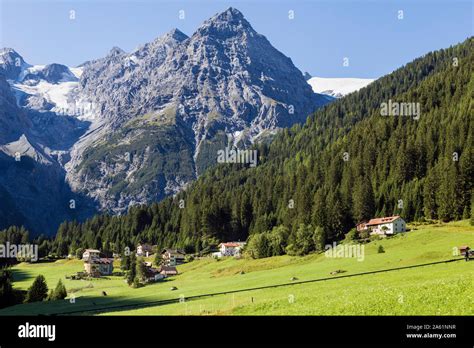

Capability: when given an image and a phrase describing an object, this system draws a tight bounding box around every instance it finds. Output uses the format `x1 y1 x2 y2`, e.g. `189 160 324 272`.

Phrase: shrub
132 277 143 288
378 245 385 253
246 233 271 259
75 248 85 259
344 228 359 242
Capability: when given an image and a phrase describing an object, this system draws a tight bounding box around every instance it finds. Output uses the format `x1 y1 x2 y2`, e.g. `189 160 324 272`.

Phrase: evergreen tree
120 254 131 271
126 254 137 285
25 275 48 303
136 257 147 283
50 279 67 300
352 176 375 223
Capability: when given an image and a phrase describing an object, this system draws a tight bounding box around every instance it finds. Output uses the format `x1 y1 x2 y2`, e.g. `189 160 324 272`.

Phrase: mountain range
48 37 473 256
0 7 350 235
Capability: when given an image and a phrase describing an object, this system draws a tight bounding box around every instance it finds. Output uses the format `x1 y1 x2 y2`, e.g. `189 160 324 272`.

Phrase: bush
246 233 271 259
154 253 163 266
246 225 290 259
185 255 194 263
344 228 359 242
132 277 143 288
75 248 85 259
377 245 385 253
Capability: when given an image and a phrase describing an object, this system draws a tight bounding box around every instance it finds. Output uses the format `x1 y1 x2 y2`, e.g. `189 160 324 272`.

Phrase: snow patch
308 77 374 98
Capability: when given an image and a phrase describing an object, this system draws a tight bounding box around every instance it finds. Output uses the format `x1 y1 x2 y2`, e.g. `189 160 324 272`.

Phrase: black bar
0 316 472 347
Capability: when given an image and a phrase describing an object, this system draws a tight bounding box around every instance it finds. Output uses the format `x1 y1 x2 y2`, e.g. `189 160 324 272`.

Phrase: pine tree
25 275 48 303
470 194 474 226
136 257 147 283
50 279 67 300
120 254 131 271
352 176 375 223
0 269 15 308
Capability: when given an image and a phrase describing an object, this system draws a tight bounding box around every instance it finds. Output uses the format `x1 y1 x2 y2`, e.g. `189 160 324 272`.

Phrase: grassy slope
1 221 472 316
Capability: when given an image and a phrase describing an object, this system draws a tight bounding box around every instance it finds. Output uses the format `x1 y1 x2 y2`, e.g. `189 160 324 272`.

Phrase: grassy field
1 220 472 316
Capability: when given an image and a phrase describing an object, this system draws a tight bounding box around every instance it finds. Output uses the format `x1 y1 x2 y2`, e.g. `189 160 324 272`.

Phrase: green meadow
1 221 472 316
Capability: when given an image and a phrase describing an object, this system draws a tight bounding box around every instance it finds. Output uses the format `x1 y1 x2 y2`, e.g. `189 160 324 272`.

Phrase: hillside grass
1 220 472 316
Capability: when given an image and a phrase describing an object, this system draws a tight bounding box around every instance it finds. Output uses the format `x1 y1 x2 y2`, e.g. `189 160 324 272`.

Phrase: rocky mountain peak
164 28 189 42
196 7 254 38
108 46 126 57
0 48 29 80
65 7 330 215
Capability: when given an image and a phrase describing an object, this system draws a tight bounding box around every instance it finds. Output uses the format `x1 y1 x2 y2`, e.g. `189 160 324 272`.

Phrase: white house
218 242 246 257
136 244 154 257
362 215 406 236
161 249 185 266
82 249 100 261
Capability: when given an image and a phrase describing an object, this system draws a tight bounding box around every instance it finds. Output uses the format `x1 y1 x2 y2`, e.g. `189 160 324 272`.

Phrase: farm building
161 249 185 266
136 244 154 257
459 246 471 256
144 264 164 282
358 216 406 236
83 258 114 277
82 249 100 261
159 265 178 276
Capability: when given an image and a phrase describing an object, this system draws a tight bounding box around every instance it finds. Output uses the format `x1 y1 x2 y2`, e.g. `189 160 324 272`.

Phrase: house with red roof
218 242 246 257
358 215 406 236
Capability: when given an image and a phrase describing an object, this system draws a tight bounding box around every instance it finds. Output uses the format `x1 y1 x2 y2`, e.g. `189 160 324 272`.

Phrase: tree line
2 38 473 260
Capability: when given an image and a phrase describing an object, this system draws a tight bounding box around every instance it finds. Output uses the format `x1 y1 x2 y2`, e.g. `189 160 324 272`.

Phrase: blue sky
0 0 472 78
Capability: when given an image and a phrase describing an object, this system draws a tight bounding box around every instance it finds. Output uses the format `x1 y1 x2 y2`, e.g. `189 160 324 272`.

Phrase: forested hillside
48 38 473 257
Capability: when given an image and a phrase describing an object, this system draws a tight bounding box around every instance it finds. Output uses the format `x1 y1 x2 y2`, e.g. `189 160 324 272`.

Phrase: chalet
82 249 100 261
159 265 178 277
84 258 114 277
161 249 185 266
218 242 246 257
144 264 164 282
136 244 154 257
358 215 406 236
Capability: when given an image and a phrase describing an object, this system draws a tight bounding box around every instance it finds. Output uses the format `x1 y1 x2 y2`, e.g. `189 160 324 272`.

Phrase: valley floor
1 221 473 316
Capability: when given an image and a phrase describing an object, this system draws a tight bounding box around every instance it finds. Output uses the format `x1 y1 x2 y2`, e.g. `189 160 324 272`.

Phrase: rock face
0 7 331 234
21 63 78 84
66 7 329 213
0 48 29 80
0 61 93 234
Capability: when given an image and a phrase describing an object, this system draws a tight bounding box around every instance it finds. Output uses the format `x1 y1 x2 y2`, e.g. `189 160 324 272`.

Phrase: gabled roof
366 215 402 226
83 249 100 253
161 248 185 255
219 242 245 247
137 243 153 249
87 258 113 265
159 266 178 273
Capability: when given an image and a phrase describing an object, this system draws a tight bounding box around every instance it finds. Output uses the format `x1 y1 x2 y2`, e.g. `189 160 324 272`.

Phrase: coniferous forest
8 37 473 259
